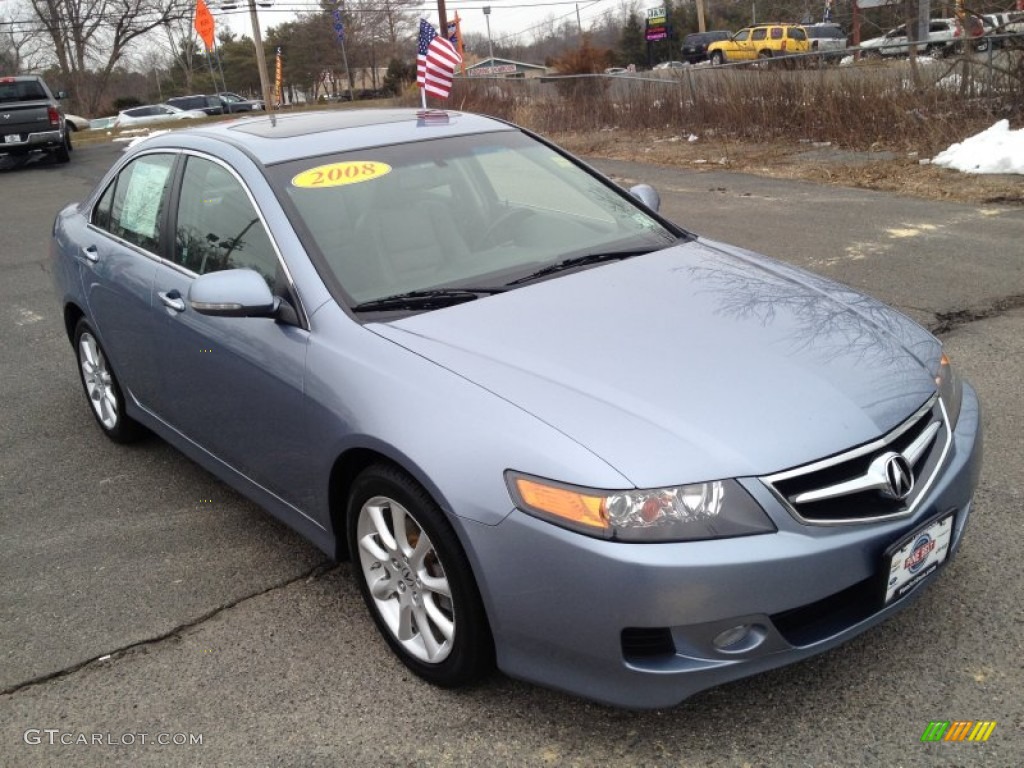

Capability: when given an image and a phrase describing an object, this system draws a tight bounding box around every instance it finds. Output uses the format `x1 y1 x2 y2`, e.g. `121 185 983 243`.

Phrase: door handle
157 290 186 312
80 245 99 263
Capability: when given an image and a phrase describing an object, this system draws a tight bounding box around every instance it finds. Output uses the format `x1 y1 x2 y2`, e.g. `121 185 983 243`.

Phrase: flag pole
331 5 354 103
213 37 228 94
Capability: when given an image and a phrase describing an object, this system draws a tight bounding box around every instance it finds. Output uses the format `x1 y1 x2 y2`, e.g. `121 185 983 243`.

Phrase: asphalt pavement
1 142 1022 767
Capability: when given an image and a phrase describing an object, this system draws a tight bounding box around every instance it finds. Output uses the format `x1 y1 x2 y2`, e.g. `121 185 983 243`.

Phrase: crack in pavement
929 294 1024 336
0 559 336 698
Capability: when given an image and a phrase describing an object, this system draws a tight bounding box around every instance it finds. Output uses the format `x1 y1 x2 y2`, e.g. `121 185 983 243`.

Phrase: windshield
273 130 680 307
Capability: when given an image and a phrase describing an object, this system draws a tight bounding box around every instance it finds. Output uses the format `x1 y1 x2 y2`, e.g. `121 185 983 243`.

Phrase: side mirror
189 269 278 318
629 183 661 212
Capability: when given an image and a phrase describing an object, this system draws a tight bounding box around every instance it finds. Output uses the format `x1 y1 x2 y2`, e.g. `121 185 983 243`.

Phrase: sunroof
230 109 446 139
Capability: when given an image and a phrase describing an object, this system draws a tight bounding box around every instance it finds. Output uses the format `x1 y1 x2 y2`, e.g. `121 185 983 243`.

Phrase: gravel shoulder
554 129 1024 206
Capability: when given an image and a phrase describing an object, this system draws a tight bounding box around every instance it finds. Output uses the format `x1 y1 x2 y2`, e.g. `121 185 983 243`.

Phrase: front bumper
461 382 982 709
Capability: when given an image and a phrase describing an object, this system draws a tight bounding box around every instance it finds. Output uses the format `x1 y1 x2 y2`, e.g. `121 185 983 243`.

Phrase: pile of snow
931 120 1024 175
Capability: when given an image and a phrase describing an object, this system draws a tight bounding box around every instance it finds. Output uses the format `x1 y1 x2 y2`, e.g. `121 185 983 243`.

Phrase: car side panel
70 215 163 409
148 262 313 511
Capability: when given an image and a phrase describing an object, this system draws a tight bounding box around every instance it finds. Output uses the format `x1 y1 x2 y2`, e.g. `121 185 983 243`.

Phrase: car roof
133 108 516 167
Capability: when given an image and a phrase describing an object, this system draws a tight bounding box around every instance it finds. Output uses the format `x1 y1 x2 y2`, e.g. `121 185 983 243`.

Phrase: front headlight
505 472 776 542
935 351 963 427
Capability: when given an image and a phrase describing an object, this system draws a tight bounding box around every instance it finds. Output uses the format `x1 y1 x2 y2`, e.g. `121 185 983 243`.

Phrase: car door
79 151 178 411
885 25 909 55
748 27 768 58
203 96 225 115
728 28 753 59
149 153 313 506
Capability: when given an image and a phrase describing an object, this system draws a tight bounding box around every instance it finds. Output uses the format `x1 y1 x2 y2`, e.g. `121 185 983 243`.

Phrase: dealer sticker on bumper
885 514 954 605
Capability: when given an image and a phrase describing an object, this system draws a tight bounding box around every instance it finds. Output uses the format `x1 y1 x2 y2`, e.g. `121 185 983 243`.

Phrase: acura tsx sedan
51 109 981 709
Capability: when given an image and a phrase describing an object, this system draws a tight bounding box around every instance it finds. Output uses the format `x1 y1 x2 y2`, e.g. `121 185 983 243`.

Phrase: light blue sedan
51 109 982 708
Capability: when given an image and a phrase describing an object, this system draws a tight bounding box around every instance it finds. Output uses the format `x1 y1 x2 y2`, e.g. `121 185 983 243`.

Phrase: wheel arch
63 302 85 345
328 445 463 564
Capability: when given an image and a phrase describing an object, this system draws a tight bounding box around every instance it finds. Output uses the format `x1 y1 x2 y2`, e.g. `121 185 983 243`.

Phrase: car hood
369 240 940 488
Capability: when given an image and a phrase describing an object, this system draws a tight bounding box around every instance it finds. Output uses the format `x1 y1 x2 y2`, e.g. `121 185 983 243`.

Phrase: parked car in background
217 91 264 111
51 108 981 709
166 94 230 115
167 93 264 115
0 74 72 163
708 24 811 64
680 30 732 64
64 114 90 132
112 104 206 128
804 23 848 61
89 116 117 130
860 19 960 57
959 12 1024 51
653 60 687 70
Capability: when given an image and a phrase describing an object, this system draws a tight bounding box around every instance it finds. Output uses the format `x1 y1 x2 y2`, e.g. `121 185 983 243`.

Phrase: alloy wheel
356 495 455 664
78 331 119 430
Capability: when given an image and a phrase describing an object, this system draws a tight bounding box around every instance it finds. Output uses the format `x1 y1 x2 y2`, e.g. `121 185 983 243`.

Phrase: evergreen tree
618 12 646 67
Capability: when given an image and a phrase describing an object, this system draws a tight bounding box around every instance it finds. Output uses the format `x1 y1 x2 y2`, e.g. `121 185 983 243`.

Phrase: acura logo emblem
880 453 914 500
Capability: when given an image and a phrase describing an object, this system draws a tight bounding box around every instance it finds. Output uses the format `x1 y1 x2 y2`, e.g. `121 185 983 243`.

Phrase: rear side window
92 153 176 254
771 28 783 40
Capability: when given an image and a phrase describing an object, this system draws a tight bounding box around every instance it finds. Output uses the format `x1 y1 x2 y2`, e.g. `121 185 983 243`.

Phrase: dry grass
442 52 1024 204
548 129 1024 205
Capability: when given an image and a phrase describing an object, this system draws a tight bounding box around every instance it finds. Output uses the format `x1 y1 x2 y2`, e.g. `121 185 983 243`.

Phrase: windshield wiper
352 287 506 313
505 247 663 287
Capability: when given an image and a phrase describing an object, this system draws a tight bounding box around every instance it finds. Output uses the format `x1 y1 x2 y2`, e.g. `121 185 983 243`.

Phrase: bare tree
25 0 192 112
161 13 204 94
1 2 45 73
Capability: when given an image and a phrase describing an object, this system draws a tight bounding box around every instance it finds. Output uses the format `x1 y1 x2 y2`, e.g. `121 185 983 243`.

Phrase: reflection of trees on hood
685 247 938 374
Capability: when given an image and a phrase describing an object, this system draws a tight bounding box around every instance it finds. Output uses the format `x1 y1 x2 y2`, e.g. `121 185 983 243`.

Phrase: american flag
417 18 461 99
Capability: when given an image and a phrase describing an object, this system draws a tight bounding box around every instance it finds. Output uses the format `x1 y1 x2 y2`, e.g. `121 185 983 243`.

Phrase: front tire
711 51 725 66
73 319 144 443
347 464 493 687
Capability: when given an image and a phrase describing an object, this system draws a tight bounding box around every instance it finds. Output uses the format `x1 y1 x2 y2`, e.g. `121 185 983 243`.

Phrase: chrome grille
761 395 950 525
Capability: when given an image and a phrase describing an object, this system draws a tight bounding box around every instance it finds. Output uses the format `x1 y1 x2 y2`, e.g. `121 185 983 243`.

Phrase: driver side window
173 156 278 287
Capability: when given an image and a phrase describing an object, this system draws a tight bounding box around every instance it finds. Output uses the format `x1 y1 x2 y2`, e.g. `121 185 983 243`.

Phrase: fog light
713 623 767 653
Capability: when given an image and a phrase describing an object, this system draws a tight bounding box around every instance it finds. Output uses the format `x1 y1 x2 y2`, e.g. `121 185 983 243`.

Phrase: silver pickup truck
0 75 72 163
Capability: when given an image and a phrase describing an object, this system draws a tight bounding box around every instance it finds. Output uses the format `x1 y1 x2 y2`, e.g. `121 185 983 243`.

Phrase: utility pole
247 0 274 111
483 6 494 63
438 0 448 39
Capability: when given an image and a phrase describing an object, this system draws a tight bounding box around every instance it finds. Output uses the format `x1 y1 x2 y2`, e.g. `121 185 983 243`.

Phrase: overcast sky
213 0 626 50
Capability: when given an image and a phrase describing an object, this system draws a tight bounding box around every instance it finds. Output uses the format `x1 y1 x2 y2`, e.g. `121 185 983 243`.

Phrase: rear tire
54 131 71 164
347 463 494 688
73 319 144 443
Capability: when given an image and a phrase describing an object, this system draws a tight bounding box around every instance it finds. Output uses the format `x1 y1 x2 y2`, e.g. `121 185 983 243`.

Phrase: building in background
465 58 547 79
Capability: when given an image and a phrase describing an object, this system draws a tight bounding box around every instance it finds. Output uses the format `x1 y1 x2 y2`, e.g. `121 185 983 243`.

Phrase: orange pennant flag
194 0 215 50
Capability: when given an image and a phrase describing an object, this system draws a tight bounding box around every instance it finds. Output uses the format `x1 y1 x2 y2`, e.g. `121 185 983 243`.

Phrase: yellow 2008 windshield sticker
291 161 391 189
